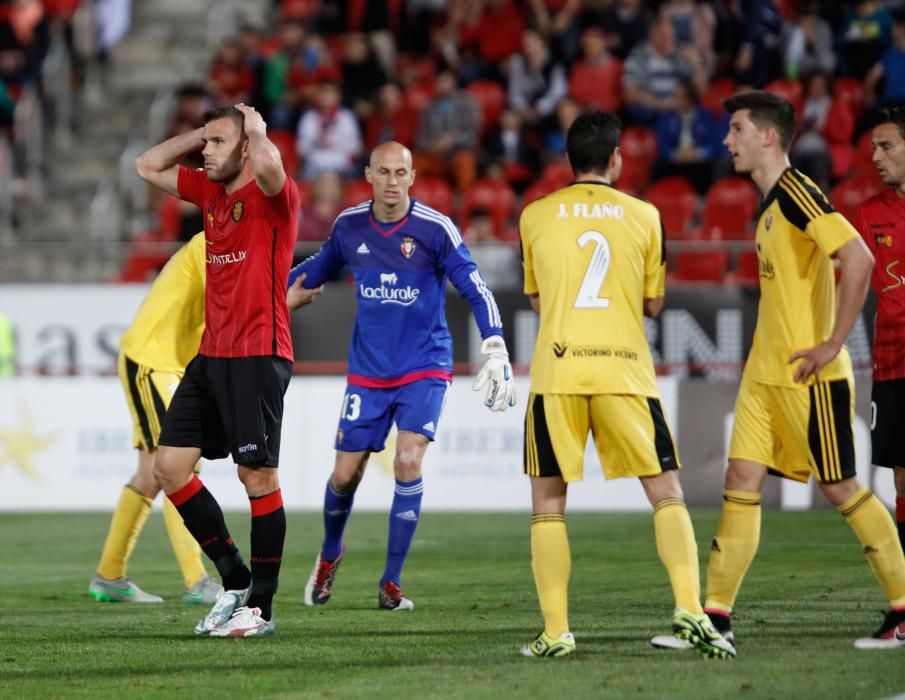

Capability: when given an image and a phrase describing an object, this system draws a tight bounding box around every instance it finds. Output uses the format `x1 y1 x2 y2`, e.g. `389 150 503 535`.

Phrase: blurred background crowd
2 0 905 288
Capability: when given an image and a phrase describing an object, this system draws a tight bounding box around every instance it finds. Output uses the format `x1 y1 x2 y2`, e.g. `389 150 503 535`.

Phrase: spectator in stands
340 32 387 120
0 0 49 87
782 0 835 79
237 24 267 110
865 13 905 109
730 0 782 88
168 85 211 168
463 207 520 290
507 29 568 134
414 69 481 192
653 80 720 193
527 0 582 64
544 95 580 158
659 0 717 80
451 0 526 83
485 109 540 193
364 82 415 153
568 27 622 113
0 79 12 129
580 0 649 61
790 72 852 193
623 17 707 127
298 170 345 243
208 37 255 106
838 0 894 79
296 80 363 180
263 21 314 130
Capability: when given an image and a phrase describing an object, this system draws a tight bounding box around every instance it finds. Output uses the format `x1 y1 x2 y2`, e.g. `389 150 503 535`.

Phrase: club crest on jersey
232 201 244 222
401 237 416 258
876 232 893 247
765 214 773 231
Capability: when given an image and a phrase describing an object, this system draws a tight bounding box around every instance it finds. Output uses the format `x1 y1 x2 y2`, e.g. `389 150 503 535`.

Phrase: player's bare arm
287 273 324 311
789 236 874 383
644 296 664 318
135 127 205 197
528 294 540 315
235 103 285 196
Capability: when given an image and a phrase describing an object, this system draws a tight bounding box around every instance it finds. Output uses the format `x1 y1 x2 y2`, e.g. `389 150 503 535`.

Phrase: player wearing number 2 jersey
518 111 733 659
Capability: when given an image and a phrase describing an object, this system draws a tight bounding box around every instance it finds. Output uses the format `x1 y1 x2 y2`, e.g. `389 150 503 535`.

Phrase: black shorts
159 354 293 466
871 377 905 469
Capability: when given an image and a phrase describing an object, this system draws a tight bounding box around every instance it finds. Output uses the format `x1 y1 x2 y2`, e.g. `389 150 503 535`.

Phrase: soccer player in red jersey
135 103 300 637
856 107 905 559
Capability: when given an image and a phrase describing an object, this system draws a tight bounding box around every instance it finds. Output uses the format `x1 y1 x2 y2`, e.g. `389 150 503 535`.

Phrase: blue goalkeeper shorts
335 378 450 453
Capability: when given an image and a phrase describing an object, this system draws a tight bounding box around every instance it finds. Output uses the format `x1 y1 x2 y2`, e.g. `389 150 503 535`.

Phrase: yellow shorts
118 352 181 450
729 373 855 483
524 392 681 482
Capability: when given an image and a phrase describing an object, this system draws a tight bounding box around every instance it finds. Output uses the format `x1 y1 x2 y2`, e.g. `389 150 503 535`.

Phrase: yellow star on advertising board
0 405 56 480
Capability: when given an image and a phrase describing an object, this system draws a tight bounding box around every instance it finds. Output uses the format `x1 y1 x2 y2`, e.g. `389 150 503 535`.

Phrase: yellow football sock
654 498 703 614
97 486 152 580
163 496 206 589
704 489 761 615
839 486 905 607
531 513 570 638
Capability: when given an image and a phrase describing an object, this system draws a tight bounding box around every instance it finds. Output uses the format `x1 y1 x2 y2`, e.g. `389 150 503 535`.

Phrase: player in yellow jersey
518 111 734 659
699 90 905 650
88 233 321 604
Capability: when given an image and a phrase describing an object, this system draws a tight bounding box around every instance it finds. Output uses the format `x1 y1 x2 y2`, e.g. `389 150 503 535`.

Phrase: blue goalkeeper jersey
288 197 503 387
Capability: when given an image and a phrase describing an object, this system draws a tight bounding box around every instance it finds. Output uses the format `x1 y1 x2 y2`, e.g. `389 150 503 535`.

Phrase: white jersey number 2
574 230 611 309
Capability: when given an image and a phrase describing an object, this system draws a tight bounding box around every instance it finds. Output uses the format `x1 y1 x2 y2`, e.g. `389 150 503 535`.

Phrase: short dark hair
879 106 905 141
202 105 245 135
566 111 622 175
723 90 797 152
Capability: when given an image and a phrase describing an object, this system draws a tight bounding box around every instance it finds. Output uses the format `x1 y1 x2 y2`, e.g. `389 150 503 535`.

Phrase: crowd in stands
122 0 905 287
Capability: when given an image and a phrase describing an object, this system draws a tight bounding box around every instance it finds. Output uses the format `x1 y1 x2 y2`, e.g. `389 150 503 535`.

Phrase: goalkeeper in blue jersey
288 141 516 610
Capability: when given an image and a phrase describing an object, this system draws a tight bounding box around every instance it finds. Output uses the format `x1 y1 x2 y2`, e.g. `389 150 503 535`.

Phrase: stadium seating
458 179 517 234
617 126 657 192
833 77 865 121
701 177 759 240
830 177 883 224
852 130 882 186
411 175 454 215
765 78 804 116
465 80 506 135
732 250 761 287
343 179 373 208
701 77 735 118
404 81 436 114
270 129 300 179
645 177 697 240
672 250 731 282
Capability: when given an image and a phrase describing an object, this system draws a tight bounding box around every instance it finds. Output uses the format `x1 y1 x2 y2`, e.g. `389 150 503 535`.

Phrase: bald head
365 141 416 222
369 141 413 169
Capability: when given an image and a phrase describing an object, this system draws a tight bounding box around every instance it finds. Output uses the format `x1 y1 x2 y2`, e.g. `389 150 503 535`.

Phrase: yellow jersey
520 181 665 396
119 233 206 373
745 168 857 387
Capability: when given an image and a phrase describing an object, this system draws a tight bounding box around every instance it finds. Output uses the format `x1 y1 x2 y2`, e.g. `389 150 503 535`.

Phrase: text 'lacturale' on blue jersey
288 197 503 387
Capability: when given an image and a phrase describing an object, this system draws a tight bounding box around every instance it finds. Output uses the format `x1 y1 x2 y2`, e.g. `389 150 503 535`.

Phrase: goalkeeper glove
472 335 517 411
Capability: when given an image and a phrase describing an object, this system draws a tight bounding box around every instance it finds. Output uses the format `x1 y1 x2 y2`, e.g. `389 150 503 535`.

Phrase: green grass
2 510 904 699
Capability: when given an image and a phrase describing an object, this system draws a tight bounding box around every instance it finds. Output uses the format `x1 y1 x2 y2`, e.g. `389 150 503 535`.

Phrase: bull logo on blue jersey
401 237 416 258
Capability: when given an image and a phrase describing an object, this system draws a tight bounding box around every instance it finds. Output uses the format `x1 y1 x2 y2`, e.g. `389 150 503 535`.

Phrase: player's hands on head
286 273 324 311
472 335 517 411
235 103 267 137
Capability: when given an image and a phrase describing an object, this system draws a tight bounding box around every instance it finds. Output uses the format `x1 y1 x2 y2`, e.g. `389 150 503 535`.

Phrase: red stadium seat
733 250 761 287
765 78 804 116
342 179 373 208
541 160 573 187
833 77 865 121
295 179 311 207
852 130 883 186
404 81 436 114
701 77 735 118
523 178 558 205
269 129 299 178
465 80 506 134
616 126 657 192
830 177 883 224
672 250 730 283
645 177 698 239
702 177 759 240
411 175 454 215
459 179 517 235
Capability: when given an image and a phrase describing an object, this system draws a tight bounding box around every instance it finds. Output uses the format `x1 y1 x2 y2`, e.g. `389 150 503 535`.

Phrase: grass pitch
2 510 904 699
